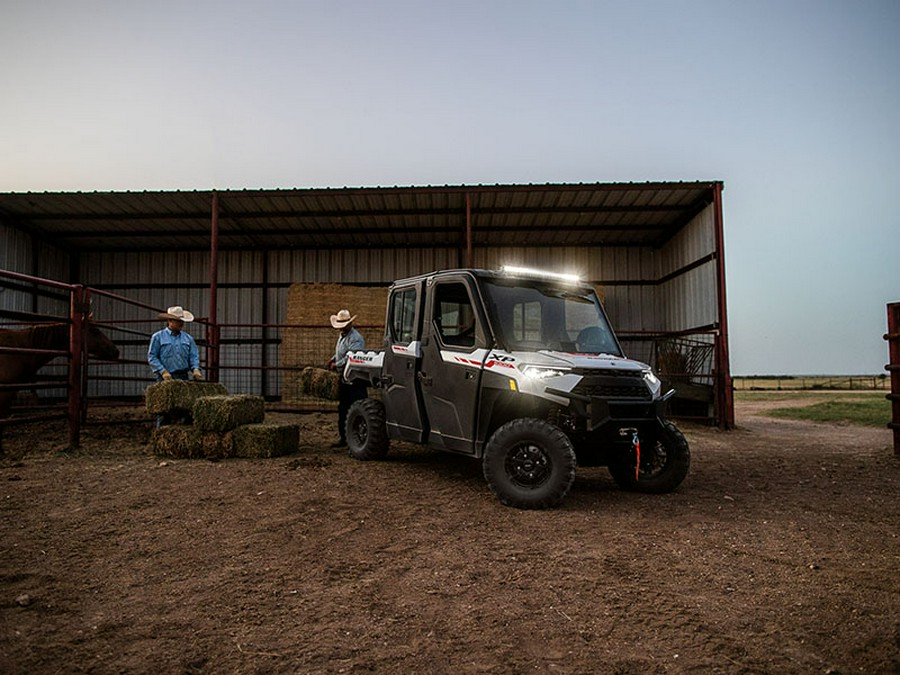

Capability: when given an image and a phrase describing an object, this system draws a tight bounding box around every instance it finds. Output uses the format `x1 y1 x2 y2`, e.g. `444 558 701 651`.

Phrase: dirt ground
0 397 897 674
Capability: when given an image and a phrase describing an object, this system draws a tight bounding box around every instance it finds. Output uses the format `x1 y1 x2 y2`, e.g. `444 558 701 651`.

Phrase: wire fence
733 376 889 391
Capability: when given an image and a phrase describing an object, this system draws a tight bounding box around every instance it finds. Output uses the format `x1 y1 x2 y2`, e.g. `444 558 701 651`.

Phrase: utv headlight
642 369 662 397
521 365 572 380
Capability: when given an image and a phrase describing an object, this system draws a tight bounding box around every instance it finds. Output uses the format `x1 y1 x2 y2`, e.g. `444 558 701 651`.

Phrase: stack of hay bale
146 380 300 460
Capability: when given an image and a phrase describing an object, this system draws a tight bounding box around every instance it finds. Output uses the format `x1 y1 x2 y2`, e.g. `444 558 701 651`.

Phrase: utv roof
391 267 589 287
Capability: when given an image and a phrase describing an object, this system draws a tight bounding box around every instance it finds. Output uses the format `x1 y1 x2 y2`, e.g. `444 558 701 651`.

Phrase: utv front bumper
545 386 675 432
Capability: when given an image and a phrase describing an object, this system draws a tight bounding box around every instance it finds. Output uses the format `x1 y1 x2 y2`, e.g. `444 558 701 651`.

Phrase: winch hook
619 427 641 481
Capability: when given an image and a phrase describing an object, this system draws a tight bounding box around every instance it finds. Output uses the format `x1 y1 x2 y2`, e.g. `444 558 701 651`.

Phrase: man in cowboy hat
327 308 366 448
148 305 203 426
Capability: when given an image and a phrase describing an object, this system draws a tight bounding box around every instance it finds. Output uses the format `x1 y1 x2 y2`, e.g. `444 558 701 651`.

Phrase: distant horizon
732 373 888 378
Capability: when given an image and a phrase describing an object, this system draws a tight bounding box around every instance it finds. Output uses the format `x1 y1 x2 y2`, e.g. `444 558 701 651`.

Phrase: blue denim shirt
334 327 365 369
148 327 200 375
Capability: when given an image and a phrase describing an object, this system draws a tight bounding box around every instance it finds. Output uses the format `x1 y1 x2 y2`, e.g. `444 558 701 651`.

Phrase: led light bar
500 265 582 283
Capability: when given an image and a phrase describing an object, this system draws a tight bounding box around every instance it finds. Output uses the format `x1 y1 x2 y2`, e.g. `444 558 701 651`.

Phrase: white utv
343 267 690 509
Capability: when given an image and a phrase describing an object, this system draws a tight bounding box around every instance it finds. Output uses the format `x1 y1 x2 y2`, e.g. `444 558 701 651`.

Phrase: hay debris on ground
233 422 300 458
192 394 266 432
145 380 229 415
151 426 234 459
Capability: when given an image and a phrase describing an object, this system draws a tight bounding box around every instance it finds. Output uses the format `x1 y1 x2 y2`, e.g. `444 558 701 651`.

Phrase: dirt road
1 399 897 673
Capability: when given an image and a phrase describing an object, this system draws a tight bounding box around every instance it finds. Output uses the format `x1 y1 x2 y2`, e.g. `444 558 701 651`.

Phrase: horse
0 322 120 451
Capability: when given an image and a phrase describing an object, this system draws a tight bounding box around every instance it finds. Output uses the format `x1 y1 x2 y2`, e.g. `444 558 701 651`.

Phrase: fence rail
733 376 890 391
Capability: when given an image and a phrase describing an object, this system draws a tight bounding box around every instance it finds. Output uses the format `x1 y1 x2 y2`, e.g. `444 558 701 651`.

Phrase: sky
1 0 897 375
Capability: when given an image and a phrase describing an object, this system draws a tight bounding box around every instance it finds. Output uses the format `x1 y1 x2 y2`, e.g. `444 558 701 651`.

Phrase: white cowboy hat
158 306 195 322
330 308 357 329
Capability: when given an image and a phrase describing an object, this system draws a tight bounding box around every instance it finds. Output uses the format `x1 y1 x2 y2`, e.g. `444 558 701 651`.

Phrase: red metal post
79 288 93 424
67 286 86 449
261 251 270 398
885 302 900 455
209 191 220 382
712 182 734 429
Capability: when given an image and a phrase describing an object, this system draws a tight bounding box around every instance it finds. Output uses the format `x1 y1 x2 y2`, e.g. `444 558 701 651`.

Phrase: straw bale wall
282 284 388 403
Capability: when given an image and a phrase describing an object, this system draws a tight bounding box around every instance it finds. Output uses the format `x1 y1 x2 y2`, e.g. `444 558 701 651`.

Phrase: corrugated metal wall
659 206 719 332
3 201 721 404
0 222 71 318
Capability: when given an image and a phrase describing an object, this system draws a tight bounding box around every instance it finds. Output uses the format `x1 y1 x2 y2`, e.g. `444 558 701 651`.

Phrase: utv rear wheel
483 418 576 509
608 420 690 493
346 399 389 460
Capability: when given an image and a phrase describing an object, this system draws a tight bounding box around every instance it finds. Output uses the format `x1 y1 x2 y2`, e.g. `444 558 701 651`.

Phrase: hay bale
198 430 235 459
151 425 194 458
233 422 300 458
295 367 340 400
192 394 266 432
145 380 228 415
151 426 234 459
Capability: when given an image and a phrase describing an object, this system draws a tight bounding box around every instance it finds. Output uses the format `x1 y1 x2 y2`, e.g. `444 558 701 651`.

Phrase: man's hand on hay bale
192 368 203 381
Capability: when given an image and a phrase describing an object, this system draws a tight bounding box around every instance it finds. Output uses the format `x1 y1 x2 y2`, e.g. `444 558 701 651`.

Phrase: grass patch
767 398 890 428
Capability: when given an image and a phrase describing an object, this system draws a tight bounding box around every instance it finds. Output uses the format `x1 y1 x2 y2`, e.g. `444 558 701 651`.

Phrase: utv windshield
481 277 623 356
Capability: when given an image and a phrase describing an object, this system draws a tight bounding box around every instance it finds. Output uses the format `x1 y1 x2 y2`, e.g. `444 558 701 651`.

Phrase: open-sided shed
0 181 733 427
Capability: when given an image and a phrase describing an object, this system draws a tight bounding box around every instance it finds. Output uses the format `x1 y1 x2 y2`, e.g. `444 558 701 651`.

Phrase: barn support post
712 182 734 429
885 302 900 456
465 192 474 268
208 191 221 383
67 285 87 449
261 251 270 398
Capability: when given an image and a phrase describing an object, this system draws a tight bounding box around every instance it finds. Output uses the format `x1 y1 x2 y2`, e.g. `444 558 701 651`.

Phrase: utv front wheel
483 418 576 509
346 399 389 460
608 420 690 493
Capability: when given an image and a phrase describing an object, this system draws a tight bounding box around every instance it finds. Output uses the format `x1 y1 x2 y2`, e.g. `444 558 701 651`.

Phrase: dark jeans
337 381 368 443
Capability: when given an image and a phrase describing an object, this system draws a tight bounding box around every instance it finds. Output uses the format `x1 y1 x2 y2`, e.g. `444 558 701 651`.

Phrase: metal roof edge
0 180 723 199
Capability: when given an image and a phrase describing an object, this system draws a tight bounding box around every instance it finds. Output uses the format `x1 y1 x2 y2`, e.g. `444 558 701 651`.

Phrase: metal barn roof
0 181 722 253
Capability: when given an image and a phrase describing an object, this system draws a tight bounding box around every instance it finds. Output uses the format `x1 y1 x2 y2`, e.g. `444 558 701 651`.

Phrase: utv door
381 283 427 443
419 276 487 455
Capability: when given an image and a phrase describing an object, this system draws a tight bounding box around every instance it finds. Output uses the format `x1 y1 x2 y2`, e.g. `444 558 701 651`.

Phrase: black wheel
346 399 389 460
608 420 690 493
483 418 576 509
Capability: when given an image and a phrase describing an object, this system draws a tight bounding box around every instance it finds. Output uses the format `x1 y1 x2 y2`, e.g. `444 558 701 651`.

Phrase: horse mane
28 323 70 351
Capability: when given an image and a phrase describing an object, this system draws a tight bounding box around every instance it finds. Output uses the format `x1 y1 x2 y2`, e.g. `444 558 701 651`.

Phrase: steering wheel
576 326 610 354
